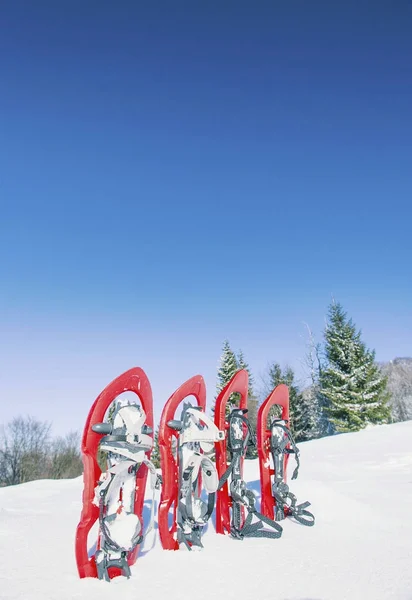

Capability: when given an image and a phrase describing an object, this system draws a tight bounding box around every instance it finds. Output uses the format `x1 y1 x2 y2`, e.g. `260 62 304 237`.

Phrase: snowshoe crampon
75 367 157 580
158 375 224 551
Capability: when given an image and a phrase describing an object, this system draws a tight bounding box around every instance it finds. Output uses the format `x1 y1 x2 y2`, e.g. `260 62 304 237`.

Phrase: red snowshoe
214 369 249 535
257 384 290 521
215 370 283 540
257 384 314 527
75 367 157 580
158 375 224 551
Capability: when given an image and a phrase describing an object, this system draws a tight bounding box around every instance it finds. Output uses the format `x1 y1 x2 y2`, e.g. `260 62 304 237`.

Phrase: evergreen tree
320 301 391 432
214 340 240 416
267 363 305 439
216 340 239 395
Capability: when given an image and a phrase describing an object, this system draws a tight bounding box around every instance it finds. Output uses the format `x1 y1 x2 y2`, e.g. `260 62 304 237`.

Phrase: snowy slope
1 422 412 600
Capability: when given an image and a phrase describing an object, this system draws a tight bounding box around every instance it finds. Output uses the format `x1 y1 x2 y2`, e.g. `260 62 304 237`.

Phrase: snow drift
1 421 411 600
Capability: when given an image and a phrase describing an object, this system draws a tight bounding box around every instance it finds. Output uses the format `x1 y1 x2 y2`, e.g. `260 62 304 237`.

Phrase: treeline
214 299 393 444
0 416 83 486
150 299 404 466
1 298 406 483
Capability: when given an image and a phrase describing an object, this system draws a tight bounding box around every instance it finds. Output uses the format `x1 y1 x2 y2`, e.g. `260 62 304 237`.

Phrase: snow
104 512 141 550
1 421 412 600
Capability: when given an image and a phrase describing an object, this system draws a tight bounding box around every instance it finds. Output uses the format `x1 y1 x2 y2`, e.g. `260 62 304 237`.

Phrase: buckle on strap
230 479 256 510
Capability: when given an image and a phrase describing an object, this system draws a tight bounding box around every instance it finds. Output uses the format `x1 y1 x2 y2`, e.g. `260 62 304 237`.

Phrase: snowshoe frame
257 384 291 520
75 367 154 579
214 369 248 535
158 375 207 550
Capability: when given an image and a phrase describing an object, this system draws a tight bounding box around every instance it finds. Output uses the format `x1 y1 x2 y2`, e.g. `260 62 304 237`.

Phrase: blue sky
0 1 411 435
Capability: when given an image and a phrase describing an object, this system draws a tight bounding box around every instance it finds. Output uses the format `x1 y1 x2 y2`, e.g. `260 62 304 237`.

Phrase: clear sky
0 1 411 436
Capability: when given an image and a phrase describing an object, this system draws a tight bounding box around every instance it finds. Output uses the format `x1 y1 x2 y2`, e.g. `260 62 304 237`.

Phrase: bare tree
300 322 323 386
299 323 329 438
380 358 412 422
48 431 83 479
0 416 51 486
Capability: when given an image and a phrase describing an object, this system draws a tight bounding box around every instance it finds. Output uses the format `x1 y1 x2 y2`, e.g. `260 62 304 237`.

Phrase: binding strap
270 419 315 527
170 404 222 551
177 454 217 549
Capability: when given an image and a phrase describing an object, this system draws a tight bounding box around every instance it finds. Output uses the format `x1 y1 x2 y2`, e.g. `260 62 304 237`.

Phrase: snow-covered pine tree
265 363 286 423
214 340 240 416
216 340 239 392
320 301 391 432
